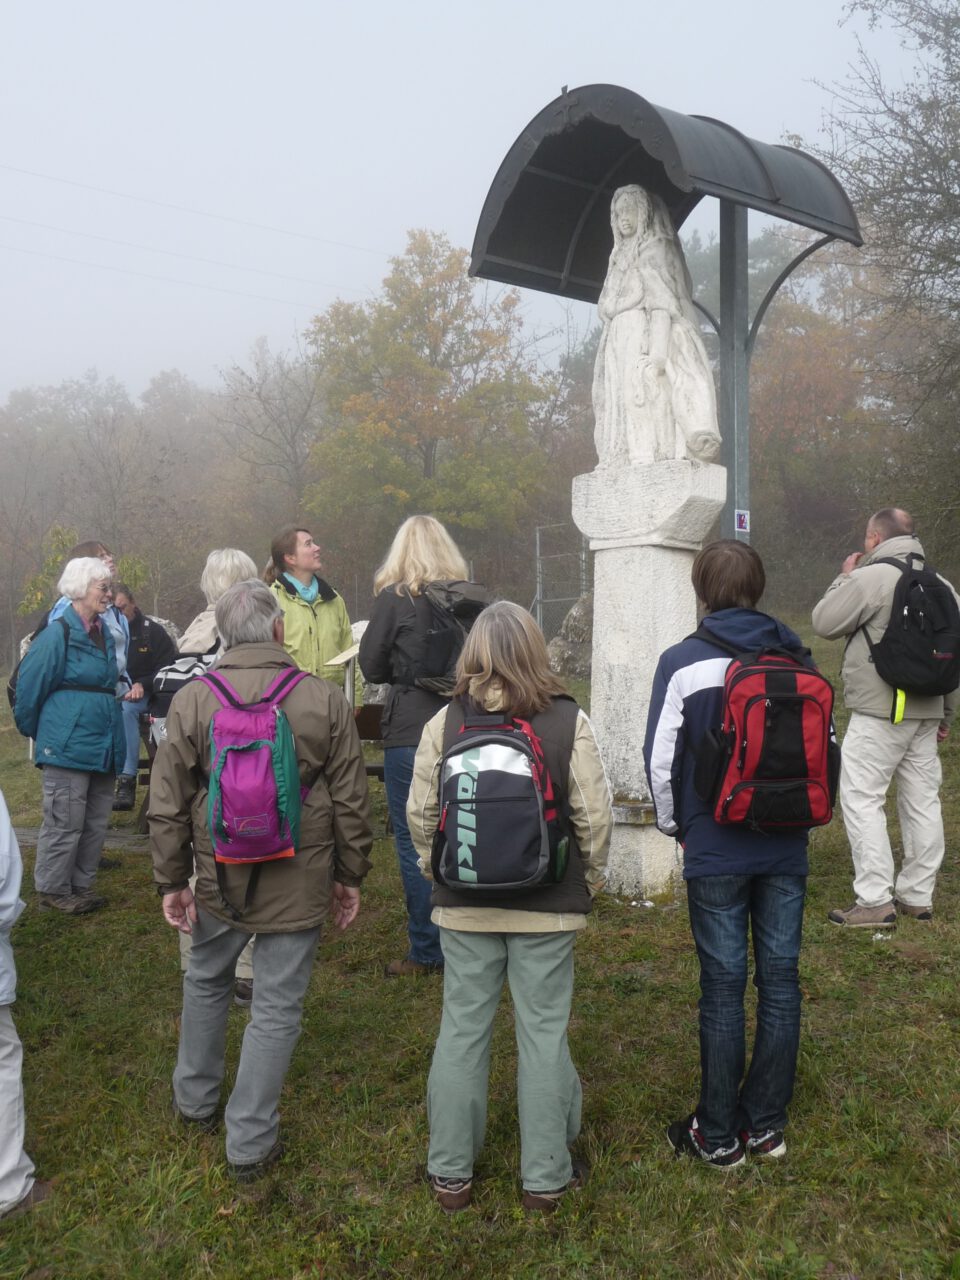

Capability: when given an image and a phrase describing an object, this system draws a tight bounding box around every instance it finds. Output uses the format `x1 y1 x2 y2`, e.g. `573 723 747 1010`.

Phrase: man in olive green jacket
812 507 959 928
149 579 372 1181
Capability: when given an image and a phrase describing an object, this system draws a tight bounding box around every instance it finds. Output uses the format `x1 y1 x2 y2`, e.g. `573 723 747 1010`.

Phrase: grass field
2 629 959 1279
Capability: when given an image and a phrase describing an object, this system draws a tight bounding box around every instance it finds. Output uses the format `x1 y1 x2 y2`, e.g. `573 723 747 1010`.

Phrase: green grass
3 629 960 1278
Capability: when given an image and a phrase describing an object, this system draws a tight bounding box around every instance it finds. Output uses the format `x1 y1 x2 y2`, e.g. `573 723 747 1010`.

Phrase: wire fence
530 523 591 640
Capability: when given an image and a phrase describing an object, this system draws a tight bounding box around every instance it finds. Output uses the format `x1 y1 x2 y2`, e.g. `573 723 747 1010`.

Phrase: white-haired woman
178 549 259 655
407 602 612 1213
359 515 480 977
14 558 125 915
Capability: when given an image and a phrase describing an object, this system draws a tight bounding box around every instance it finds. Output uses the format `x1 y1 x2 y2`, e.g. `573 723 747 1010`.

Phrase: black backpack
431 702 570 891
409 580 491 696
6 616 69 712
862 555 960 700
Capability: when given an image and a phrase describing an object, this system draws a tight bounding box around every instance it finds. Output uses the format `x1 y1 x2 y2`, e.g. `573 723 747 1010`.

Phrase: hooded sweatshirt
643 607 810 880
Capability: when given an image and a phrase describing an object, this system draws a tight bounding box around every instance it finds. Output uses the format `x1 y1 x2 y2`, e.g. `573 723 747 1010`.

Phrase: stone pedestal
572 460 726 897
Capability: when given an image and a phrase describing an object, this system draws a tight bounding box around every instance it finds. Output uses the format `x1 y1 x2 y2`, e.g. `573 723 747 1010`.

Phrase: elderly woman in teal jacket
14 557 125 916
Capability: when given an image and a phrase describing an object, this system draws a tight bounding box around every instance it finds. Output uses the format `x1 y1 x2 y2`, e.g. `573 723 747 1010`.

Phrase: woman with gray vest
407 602 612 1214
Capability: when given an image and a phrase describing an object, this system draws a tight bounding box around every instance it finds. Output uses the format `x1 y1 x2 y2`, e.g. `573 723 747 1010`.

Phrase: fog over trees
2 0 955 664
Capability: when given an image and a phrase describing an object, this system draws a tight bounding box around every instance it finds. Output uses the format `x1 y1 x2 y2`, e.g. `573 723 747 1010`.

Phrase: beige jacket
149 641 373 932
407 685 612 933
812 534 959 725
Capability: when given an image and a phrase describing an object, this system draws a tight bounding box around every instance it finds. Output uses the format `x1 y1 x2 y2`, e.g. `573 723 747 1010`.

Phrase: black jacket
126 608 178 695
358 588 449 748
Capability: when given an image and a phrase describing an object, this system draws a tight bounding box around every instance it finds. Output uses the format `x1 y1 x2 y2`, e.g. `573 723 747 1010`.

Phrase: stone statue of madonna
593 184 721 467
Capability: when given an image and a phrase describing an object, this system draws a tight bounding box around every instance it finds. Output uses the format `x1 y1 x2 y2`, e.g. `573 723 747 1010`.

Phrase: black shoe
113 776 136 811
233 978 253 1008
229 1141 284 1183
739 1127 786 1159
172 1097 219 1134
667 1114 745 1169
98 855 122 870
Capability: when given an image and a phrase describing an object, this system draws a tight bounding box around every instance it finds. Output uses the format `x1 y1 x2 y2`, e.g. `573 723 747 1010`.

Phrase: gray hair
215 580 282 649
58 557 111 600
200 548 259 607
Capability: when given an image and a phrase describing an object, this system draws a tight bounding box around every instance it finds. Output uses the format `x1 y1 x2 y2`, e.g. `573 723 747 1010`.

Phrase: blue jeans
384 745 443 967
686 874 806 1148
120 695 148 778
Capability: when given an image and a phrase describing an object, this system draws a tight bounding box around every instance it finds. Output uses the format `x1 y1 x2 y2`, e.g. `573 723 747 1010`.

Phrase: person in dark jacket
111 585 178 811
358 515 478 977
407 602 612 1213
14 557 125 915
643 540 811 1168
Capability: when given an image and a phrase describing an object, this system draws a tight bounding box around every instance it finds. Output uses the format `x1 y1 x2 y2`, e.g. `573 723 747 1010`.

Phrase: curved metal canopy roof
470 84 862 304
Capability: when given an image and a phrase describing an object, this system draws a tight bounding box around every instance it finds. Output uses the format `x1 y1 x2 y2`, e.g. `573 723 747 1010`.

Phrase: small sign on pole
735 510 750 534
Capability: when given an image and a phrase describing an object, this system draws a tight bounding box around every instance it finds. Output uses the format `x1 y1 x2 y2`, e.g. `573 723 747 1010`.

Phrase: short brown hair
453 601 567 718
691 540 765 612
868 507 914 541
68 540 110 561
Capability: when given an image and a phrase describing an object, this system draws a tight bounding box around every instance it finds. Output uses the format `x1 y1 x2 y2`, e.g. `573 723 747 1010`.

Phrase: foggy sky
2 0 907 401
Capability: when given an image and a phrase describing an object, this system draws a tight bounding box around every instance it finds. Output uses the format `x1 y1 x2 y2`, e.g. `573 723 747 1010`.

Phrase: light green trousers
427 928 582 1192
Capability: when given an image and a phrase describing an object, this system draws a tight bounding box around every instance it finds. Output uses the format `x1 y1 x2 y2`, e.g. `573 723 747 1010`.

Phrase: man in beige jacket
812 508 958 927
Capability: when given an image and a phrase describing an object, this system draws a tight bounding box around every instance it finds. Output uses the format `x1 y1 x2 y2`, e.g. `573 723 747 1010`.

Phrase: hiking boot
228 1141 284 1183
37 892 98 916
521 1160 587 1212
429 1174 473 1213
895 899 933 921
384 958 443 977
113 775 137 811
98 855 121 870
827 901 896 928
73 889 108 911
667 1114 745 1169
172 1097 219 1134
0 1179 54 1221
739 1127 786 1159
233 978 253 1007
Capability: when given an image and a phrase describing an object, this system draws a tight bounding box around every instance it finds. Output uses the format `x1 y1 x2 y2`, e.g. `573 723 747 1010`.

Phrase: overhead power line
0 162 391 258
0 242 322 310
0 213 366 294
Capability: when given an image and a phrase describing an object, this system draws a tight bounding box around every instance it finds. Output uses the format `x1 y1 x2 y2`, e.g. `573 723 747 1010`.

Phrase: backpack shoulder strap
197 671 243 708
442 696 467 752
259 667 310 708
686 625 740 659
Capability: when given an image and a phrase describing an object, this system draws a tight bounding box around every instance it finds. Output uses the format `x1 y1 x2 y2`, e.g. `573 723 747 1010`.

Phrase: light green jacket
269 576 353 687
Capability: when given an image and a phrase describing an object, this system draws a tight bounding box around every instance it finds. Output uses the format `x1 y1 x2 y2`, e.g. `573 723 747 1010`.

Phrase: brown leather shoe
429 1174 472 1213
384 958 443 977
521 1161 588 1213
895 899 933 921
0 1179 54 1221
38 892 99 916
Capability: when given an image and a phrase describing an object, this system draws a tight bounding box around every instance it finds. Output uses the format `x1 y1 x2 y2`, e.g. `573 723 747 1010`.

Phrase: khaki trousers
839 712 944 908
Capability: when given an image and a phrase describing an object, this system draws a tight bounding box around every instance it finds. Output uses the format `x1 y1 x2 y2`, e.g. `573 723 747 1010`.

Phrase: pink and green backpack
199 667 310 915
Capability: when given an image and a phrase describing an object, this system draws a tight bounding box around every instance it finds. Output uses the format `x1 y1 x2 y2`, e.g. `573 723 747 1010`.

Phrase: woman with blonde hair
359 515 482 976
407 602 612 1213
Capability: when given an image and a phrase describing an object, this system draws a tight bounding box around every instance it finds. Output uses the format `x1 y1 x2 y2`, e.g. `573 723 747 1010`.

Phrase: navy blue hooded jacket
642 608 810 880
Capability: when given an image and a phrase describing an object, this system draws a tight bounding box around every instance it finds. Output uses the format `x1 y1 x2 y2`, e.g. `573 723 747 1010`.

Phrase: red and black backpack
691 629 840 832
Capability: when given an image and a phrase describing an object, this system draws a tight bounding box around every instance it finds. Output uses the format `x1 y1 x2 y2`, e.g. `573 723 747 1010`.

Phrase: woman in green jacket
265 527 353 687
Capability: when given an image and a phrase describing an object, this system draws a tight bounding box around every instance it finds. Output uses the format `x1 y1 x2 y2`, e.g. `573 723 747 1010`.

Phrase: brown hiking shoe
521 1161 588 1213
895 899 933 921
37 892 99 916
828 901 896 928
429 1174 473 1213
0 1179 54 1221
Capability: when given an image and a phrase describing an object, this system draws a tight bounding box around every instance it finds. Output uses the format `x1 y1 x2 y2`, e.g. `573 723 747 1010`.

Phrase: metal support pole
534 525 543 630
719 201 750 541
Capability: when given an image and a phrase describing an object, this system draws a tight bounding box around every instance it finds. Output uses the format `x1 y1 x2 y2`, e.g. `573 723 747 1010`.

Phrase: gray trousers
427 929 582 1192
173 907 320 1166
34 766 115 896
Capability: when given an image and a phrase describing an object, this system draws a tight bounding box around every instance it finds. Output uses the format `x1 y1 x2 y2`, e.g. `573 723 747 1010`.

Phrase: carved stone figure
593 185 721 467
